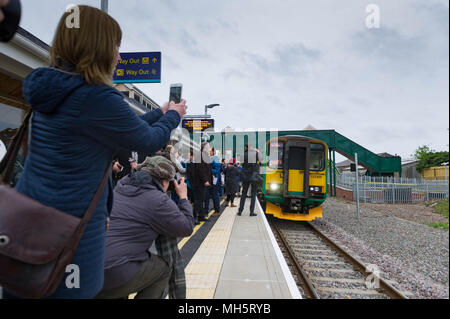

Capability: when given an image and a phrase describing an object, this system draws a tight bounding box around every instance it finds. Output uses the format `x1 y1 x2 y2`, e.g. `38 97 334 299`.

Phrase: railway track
269 217 409 299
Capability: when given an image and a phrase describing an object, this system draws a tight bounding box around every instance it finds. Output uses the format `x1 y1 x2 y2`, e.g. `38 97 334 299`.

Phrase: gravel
310 197 449 299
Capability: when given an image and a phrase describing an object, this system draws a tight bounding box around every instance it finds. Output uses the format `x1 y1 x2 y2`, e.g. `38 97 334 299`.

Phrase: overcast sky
19 0 449 161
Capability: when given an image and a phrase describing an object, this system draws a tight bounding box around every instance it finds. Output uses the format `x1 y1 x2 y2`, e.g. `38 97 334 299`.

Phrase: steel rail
306 221 408 299
270 220 320 299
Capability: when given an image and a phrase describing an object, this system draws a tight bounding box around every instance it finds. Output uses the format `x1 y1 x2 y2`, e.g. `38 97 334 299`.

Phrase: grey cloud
240 42 321 77
352 25 448 76
175 29 208 58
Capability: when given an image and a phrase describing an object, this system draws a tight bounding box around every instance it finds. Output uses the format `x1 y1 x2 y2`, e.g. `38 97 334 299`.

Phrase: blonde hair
50 5 122 86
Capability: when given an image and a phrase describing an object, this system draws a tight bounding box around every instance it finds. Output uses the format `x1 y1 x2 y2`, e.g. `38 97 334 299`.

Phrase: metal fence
334 174 449 204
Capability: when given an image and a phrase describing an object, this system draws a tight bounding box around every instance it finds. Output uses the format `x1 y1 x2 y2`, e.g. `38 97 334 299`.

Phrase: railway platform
180 199 301 299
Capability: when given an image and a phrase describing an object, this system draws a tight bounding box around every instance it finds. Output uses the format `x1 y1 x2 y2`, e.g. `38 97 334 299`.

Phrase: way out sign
113 52 161 83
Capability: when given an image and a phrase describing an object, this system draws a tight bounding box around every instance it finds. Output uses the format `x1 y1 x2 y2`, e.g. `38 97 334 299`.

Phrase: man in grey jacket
96 156 194 299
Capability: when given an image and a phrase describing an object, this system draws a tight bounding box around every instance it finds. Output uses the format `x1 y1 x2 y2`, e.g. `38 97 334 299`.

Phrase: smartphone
169 83 182 104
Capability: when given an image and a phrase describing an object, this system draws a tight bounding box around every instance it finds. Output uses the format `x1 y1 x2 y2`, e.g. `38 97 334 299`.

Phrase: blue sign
113 52 161 83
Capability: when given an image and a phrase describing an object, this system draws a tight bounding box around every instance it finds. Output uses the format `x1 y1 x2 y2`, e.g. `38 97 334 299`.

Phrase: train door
283 140 310 199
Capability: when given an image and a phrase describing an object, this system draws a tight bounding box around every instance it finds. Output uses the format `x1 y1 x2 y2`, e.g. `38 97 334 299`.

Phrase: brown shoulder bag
0 110 111 298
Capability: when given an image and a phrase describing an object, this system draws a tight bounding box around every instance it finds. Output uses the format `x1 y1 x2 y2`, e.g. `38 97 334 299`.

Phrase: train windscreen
310 143 325 171
268 141 284 169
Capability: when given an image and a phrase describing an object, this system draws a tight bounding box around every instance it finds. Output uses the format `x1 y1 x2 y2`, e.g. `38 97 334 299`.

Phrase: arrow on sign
152 58 157 63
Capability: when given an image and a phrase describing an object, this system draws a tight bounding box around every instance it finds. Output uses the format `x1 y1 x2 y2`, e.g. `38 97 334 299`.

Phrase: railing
334 174 449 203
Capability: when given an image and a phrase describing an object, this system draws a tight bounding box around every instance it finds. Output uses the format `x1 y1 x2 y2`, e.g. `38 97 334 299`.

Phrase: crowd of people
0 5 262 299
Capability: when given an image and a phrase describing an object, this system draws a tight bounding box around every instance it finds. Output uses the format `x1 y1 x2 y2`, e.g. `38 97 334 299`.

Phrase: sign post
113 52 161 83
355 153 360 219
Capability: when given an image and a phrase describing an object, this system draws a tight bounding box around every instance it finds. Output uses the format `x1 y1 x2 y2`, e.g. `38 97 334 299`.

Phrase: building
0 27 48 154
114 83 160 113
401 159 421 179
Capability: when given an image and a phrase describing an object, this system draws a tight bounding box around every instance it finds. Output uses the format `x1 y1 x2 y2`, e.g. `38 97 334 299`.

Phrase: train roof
268 135 327 145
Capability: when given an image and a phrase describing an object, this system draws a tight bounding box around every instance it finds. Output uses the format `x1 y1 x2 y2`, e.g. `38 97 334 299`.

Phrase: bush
412 145 449 173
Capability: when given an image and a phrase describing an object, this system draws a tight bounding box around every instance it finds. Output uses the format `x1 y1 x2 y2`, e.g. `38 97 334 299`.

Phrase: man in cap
97 156 194 299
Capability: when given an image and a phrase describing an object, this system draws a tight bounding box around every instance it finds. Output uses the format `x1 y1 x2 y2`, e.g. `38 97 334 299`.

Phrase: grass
424 222 449 230
423 199 449 230
433 198 449 218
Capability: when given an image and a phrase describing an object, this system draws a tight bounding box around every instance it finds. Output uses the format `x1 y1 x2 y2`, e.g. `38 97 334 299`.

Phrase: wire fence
334 174 449 204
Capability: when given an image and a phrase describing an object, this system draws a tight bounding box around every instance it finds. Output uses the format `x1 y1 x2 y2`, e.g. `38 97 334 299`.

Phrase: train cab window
310 143 325 171
288 147 306 170
268 142 284 169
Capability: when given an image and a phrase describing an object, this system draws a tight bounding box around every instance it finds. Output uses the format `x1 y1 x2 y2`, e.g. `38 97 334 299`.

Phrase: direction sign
113 52 161 83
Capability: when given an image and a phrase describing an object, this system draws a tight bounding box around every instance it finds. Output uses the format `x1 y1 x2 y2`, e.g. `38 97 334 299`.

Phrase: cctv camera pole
355 152 360 219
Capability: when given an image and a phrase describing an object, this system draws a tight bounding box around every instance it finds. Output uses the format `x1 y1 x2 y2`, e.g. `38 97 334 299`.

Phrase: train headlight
309 186 322 193
268 183 283 194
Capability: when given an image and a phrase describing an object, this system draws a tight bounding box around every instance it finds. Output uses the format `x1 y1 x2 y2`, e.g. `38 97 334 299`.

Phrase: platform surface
185 199 301 299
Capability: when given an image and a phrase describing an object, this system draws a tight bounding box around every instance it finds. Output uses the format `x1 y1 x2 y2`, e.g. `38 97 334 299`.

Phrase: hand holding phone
168 99 187 118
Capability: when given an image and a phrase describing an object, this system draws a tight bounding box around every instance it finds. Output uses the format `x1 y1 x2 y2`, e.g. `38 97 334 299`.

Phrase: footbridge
191 129 402 196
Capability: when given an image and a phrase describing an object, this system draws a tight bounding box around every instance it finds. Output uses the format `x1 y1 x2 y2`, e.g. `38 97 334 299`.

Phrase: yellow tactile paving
186 288 215 299
177 199 225 250
185 204 237 299
189 254 225 264
185 274 220 289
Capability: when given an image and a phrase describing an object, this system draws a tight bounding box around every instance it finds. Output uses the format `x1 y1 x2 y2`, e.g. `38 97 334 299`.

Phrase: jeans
204 184 221 214
238 182 258 214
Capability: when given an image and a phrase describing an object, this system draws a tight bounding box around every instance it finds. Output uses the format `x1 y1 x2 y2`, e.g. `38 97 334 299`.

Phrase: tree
412 145 449 172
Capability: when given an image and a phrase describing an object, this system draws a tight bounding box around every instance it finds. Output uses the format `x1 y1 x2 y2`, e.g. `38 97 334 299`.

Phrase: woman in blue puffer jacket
5 5 187 299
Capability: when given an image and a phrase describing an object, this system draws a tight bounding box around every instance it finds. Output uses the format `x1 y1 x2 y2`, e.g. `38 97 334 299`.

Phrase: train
260 135 328 221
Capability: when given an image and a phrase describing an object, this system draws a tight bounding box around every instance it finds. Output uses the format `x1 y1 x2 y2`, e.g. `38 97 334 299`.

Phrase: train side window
268 142 284 169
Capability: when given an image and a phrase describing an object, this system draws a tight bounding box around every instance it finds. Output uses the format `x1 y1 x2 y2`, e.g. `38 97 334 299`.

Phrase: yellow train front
261 135 328 221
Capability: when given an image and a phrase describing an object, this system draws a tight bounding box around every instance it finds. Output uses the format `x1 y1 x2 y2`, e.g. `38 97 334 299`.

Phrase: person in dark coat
6 6 187 299
238 145 261 216
96 156 194 299
190 142 212 224
185 150 195 203
224 158 240 207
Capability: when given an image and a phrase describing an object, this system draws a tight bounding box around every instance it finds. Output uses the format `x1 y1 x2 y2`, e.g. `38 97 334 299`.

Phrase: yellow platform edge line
178 199 225 250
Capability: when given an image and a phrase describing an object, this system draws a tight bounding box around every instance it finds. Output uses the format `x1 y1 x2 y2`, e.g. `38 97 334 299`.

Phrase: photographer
97 156 194 299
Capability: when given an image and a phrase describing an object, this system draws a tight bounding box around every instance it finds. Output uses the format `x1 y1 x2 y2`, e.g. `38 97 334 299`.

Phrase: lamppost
101 0 108 12
205 103 220 116
202 104 220 143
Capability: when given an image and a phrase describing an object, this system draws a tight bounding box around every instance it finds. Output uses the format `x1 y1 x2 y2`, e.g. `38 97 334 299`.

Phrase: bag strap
0 110 32 185
78 163 111 229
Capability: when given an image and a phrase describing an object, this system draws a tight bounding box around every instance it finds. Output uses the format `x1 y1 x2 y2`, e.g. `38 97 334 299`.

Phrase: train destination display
182 119 215 132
